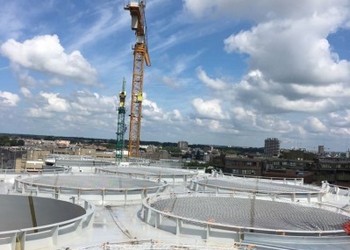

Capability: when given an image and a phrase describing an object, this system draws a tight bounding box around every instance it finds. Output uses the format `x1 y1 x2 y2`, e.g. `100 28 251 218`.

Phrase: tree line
0 136 24 146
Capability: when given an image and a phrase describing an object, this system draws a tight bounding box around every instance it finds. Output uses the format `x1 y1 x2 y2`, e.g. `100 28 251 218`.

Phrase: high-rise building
264 138 280 157
178 141 189 150
318 145 325 155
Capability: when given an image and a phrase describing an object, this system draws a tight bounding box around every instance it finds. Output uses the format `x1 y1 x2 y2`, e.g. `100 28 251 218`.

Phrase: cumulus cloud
142 94 185 124
256 115 295 133
143 98 165 121
28 107 53 118
40 92 71 112
20 87 31 98
231 107 257 126
328 110 350 127
70 91 114 115
224 17 350 84
183 1 350 148
192 98 227 120
28 92 70 118
304 117 328 133
26 90 115 132
330 127 350 136
184 0 348 23
0 91 20 107
196 67 228 90
1 35 98 85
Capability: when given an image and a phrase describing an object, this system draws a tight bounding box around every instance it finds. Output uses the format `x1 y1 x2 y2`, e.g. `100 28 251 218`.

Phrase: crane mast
116 78 127 162
125 0 151 158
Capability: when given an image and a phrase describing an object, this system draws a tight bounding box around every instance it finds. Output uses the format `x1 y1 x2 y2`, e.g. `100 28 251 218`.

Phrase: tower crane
116 78 127 162
124 0 151 158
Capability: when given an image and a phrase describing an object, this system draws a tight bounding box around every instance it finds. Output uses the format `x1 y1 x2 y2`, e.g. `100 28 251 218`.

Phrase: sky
1 0 350 151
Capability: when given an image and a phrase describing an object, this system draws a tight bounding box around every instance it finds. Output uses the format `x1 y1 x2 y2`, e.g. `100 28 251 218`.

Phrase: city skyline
1 1 350 151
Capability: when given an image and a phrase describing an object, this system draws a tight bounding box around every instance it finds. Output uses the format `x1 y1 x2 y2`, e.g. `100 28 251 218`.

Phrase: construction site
0 1 350 250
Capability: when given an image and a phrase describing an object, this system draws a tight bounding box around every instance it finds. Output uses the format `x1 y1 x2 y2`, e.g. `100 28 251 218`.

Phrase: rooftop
0 160 349 249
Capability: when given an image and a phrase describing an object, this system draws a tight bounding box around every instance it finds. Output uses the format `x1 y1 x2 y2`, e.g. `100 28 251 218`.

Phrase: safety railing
141 192 349 241
0 199 94 250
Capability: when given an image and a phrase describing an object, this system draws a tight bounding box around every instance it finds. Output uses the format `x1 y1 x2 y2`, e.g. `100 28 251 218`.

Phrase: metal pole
1 153 3 172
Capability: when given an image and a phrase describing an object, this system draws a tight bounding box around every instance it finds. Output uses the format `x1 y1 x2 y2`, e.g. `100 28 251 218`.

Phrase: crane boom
125 0 150 158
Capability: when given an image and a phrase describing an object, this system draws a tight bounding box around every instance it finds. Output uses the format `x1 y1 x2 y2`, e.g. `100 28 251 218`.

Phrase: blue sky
1 0 350 151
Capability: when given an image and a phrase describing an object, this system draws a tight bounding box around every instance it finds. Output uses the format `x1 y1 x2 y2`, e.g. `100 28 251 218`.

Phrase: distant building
264 138 280 157
224 156 263 176
55 140 70 148
177 141 188 151
318 145 325 155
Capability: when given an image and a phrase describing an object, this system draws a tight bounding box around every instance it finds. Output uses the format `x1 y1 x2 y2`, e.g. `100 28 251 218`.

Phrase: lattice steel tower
125 0 151 158
116 78 127 161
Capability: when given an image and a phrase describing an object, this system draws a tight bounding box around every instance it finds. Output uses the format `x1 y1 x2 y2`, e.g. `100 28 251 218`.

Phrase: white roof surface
1 169 350 250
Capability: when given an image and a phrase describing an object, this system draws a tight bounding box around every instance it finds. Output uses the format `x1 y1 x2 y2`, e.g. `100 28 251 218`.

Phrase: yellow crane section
125 0 151 158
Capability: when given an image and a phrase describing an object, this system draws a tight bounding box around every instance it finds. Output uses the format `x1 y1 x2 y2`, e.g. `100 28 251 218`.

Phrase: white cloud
143 98 165 121
28 107 53 118
1 35 98 85
328 110 350 127
304 117 328 133
291 83 350 98
196 67 228 90
184 0 349 23
256 115 295 133
142 94 186 124
171 109 183 121
26 90 115 136
208 120 221 131
330 127 350 136
231 107 256 126
224 17 350 84
15 71 38 89
20 87 31 98
0 91 20 107
269 96 336 113
71 91 115 115
192 98 227 120
40 92 71 112
27 92 70 118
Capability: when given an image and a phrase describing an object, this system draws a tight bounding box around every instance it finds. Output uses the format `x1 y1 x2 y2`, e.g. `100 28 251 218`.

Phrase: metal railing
15 175 168 204
0 199 94 250
141 192 349 240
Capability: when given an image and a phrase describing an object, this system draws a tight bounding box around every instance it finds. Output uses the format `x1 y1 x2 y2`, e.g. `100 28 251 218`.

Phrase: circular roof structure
194 177 320 194
0 194 86 232
17 175 163 190
15 174 167 205
0 194 94 249
147 195 350 234
97 166 197 182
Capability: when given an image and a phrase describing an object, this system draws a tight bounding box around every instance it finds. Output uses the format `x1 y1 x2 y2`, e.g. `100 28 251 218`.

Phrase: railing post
102 188 105 204
206 224 210 239
292 192 296 202
52 225 59 246
176 218 182 235
16 231 26 250
124 189 128 205
155 213 161 228
144 206 151 223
